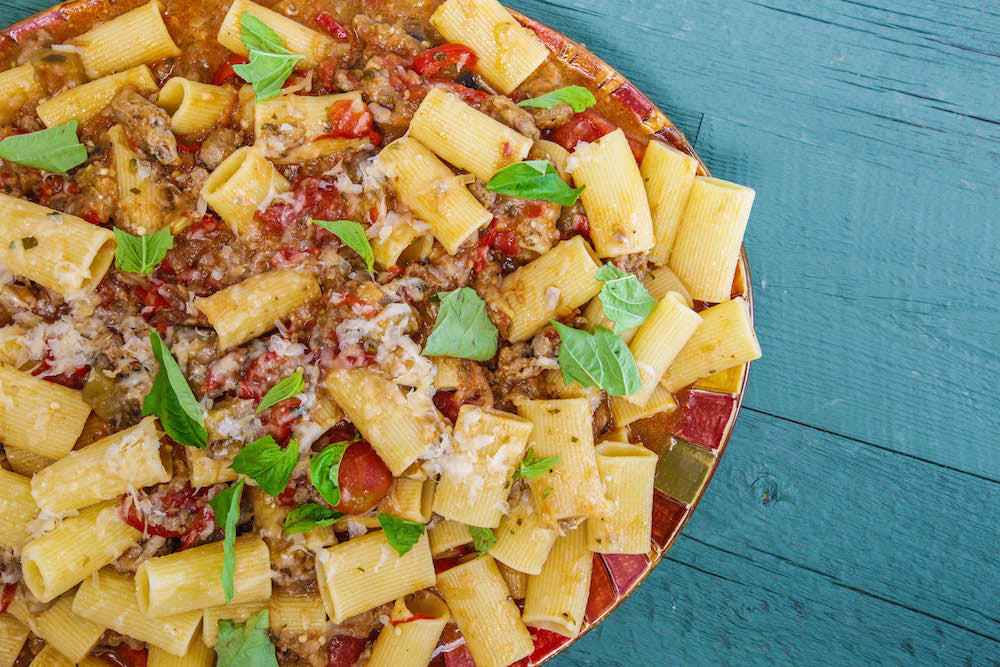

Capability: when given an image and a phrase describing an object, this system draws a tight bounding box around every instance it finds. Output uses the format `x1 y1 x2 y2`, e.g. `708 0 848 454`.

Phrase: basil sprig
232 13 304 101
113 227 173 274
283 503 344 534
422 288 498 361
378 514 425 556
216 609 278 667
516 86 596 112
517 447 562 480
255 370 304 415
551 321 641 396
309 219 374 272
0 121 87 172
486 160 583 206
208 479 245 604
309 440 352 508
469 525 496 555
595 264 656 331
142 332 207 448
230 436 298 496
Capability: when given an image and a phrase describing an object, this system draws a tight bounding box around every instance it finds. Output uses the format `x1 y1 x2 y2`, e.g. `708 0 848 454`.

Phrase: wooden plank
511 0 1000 479
559 409 1000 664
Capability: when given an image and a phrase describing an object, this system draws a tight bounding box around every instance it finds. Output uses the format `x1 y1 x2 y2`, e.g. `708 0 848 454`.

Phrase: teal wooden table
2 0 996 663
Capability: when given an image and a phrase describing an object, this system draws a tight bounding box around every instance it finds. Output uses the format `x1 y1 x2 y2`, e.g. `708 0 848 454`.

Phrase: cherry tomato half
332 441 392 514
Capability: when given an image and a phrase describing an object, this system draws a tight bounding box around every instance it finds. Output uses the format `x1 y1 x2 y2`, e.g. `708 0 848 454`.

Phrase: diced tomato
260 397 302 444
493 227 520 255
327 635 367 667
571 211 591 241
332 441 392 514
120 495 185 538
314 11 351 40
323 99 380 146
134 279 171 322
31 349 90 390
213 54 249 86
547 110 618 151
187 214 221 238
432 389 490 424
238 351 287 401
37 174 63 205
176 140 201 153
271 245 320 267
95 647 148 667
179 504 215 550
298 176 349 222
0 584 15 613
412 44 478 78
428 78 487 104
78 207 105 226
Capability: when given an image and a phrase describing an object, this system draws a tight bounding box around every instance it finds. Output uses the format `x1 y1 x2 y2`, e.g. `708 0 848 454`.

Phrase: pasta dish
0 0 761 664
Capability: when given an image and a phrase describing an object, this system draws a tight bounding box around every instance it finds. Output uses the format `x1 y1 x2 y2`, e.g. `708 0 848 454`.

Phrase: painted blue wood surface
0 0 995 663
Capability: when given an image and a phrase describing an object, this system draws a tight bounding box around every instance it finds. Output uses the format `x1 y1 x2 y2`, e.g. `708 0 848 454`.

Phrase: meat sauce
0 0 688 664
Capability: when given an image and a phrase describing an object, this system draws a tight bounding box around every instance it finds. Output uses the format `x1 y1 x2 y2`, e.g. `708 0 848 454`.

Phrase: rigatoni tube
200 146 291 236
435 555 534 667
31 416 172 513
367 594 451 667
640 140 699 265
571 129 655 258
626 292 701 406
135 536 272 617
522 524 593 637
660 297 761 392
587 442 658 554
35 65 158 126
432 406 533 528
669 176 756 302
0 364 90 459
194 268 320 351
409 87 532 181
0 468 37 550
21 500 141 602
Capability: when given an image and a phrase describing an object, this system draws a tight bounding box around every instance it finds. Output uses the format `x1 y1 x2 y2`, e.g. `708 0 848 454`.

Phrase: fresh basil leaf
551 321 641 396
0 121 87 173
595 263 657 331
216 609 278 667
283 503 344 534
232 13 303 101
309 219 374 272
516 86 596 112
422 287 498 361
208 479 245 604
112 227 173 274
230 436 298 496
518 447 561 480
233 50 302 101
142 332 207 448
468 525 496 554
309 441 351 508
255 370 304 415
239 13 287 53
377 514 424 556
486 160 583 206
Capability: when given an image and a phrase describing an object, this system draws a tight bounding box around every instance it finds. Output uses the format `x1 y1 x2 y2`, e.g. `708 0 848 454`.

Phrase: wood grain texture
0 0 995 663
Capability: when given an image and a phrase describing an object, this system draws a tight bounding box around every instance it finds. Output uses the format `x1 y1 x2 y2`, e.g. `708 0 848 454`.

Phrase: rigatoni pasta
0 614 29 666
0 194 116 296
641 139 700 265
571 128 655 257
409 87 532 181
377 136 492 254
147 637 215 667
200 145 291 236
73 569 202 657
21 500 141 602
626 291 701 406
498 236 603 342
515 398 605 521
35 65 158 126
31 416 171 513
0 364 90 459
660 297 761 392
314 530 435 623
72 1 180 78
669 176 756 302
0 63 43 126
431 0 548 93
6 592 105 664
436 555 534 667
367 594 451 667
522 524 593 637
218 0 336 67
135 536 272 617
587 442 658 554
194 268 320 350
157 77 237 136
432 405 533 527
0 468 37 550
489 494 560 575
